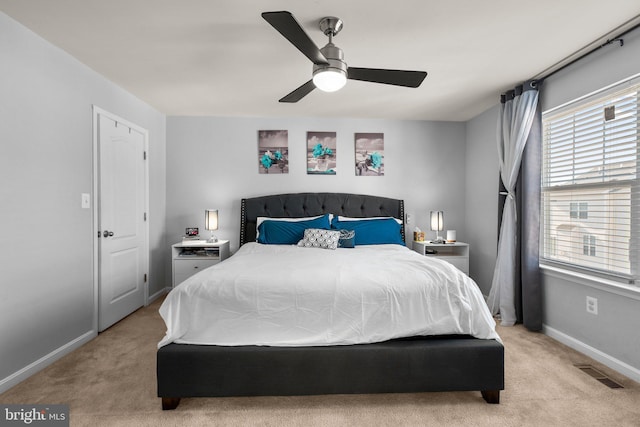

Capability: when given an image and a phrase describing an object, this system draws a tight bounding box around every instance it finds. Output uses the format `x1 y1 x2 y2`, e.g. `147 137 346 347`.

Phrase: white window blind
541 77 640 283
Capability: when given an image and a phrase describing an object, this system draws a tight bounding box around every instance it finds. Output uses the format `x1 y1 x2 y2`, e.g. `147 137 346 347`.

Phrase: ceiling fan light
312 69 347 92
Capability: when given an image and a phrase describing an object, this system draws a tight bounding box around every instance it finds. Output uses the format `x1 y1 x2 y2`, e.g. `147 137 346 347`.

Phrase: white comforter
158 242 500 348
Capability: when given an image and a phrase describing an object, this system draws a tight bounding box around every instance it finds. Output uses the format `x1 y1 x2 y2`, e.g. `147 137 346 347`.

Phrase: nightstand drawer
173 259 218 285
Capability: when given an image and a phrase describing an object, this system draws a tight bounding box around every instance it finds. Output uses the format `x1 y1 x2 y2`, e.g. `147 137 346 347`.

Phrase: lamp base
207 233 218 243
431 234 445 244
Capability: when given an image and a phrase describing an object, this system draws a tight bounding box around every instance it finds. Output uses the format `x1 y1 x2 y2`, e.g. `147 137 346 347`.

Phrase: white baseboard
543 324 640 383
147 287 168 304
0 330 97 394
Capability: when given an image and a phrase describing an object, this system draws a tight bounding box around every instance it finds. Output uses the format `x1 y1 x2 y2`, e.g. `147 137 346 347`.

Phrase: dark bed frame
157 193 504 409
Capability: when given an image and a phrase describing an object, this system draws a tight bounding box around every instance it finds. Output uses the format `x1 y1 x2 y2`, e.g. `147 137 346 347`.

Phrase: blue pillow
331 217 405 246
338 229 356 248
258 214 331 245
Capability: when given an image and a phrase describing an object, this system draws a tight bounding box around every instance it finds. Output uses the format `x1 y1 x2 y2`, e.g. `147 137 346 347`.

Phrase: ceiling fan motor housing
313 43 347 79
312 43 348 92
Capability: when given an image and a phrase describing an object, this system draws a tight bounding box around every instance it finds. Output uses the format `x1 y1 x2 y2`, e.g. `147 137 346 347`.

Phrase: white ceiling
2 1 639 121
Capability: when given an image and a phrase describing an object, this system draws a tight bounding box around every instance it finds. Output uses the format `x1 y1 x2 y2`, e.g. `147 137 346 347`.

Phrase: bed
157 192 504 409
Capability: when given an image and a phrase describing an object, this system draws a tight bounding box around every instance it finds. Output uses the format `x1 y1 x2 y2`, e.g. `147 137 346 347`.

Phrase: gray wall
166 117 468 255
0 12 167 391
464 106 500 295
538 26 640 381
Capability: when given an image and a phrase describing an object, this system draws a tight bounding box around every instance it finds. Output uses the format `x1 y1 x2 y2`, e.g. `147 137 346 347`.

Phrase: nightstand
412 241 469 275
171 240 230 287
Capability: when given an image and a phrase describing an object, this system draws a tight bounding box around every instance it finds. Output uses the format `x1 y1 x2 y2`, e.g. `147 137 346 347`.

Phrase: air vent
574 364 624 389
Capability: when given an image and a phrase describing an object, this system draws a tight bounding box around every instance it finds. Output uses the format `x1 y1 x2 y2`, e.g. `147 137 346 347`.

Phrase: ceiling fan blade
347 67 427 88
262 11 329 65
279 80 316 103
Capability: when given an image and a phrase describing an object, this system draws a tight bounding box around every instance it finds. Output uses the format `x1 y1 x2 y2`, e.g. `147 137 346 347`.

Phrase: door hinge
143 151 147 160
144 212 147 221
144 273 147 283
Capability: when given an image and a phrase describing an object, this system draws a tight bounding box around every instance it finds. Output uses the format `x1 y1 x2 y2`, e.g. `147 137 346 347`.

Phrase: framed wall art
307 131 337 175
355 133 384 176
258 130 288 174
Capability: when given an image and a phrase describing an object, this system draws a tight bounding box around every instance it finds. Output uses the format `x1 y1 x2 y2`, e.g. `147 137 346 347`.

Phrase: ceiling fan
262 11 428 103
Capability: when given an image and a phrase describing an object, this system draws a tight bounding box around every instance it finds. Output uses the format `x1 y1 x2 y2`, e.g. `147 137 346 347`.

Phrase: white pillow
297 228 340 250
336 215 402 224
255 214 333 239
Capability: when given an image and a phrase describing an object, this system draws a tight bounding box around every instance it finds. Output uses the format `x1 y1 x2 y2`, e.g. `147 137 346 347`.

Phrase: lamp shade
205 209 218 231
430 211 444 232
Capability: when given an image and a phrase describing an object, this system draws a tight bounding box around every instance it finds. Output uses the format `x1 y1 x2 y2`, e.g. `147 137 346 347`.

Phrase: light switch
81 193 91 209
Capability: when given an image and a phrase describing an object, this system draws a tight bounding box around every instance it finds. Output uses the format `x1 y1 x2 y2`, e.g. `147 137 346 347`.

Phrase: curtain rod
532 14 640 82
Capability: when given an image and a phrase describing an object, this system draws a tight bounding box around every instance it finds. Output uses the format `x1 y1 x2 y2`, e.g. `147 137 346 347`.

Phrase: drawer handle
193 266 199 269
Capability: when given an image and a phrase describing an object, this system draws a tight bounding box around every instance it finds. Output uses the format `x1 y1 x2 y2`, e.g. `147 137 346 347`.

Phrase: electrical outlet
406 213 412 224
586 296 598 315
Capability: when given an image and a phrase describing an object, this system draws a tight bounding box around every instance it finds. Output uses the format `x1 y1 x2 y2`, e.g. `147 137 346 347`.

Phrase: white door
97 111 147 331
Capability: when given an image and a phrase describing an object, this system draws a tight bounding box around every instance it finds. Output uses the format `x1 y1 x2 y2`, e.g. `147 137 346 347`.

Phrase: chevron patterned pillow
297 228 341 250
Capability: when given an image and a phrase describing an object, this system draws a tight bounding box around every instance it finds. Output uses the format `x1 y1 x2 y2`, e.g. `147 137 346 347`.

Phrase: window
569 202 588 219
541 76 640 283
583 235 596 257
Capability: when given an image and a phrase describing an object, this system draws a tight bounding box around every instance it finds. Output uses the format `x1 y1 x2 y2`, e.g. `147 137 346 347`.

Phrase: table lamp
205 209 218 243
430 210 444 243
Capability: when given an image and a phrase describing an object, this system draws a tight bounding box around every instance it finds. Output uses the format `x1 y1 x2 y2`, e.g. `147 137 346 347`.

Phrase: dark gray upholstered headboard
240 193 405 246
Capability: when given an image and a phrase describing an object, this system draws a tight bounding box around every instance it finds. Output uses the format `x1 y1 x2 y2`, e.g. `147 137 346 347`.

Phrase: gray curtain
488 81 542 329
516 92 542 331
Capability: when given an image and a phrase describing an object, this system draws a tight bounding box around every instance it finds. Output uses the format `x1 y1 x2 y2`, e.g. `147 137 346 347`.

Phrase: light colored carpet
1 297 638 426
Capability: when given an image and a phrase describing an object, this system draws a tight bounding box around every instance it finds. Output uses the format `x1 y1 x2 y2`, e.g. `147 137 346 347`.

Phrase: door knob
103 230 114 238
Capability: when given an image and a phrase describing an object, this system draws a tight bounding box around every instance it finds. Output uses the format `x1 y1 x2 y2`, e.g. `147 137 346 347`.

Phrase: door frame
92 105 150 333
